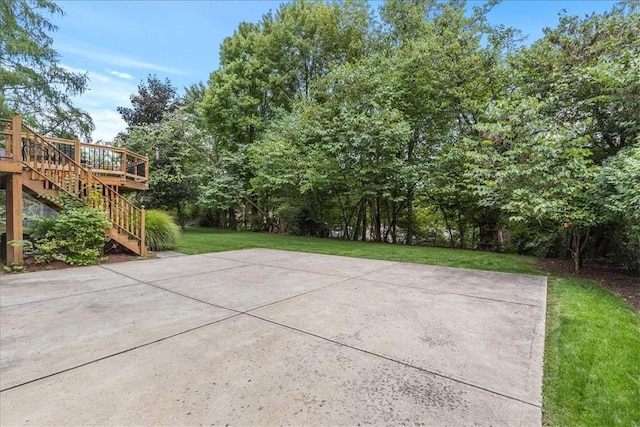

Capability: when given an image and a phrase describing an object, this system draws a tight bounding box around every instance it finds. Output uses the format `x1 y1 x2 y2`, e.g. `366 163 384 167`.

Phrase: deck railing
1 115 147 256
2 120 148 186
31 136 148 185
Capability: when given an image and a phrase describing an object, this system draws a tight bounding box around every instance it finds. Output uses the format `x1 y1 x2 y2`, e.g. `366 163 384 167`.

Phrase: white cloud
57 42 189 76
109 70 134 80
61 64 89 74
65 70 138 142
88 109 128 142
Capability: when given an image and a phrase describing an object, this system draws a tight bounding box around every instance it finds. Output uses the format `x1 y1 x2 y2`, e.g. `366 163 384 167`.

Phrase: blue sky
50 1 617 142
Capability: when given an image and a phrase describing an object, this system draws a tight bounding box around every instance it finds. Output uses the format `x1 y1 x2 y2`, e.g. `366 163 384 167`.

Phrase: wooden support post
6 172 24 265
74 136 80 165
5 114 24 265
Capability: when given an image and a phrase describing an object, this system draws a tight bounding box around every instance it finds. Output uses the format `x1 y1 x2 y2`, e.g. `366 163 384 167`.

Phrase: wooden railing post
12 113 22 162
140 205 147 256
121 151 127 176
86 168 94 207
73 136 80 165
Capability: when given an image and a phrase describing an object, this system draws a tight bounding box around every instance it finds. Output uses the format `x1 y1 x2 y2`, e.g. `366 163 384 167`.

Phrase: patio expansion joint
98 265 247 314
354 276 546 308
205 251 401 279
245 312 542 410
0 282 143 309
0 313 242 393
99 262 251 284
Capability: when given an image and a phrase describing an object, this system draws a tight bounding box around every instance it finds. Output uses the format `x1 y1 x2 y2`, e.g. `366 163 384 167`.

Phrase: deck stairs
1 117 147 256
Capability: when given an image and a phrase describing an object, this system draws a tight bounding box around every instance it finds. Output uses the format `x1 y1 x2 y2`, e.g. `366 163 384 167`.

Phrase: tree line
3 0 639 271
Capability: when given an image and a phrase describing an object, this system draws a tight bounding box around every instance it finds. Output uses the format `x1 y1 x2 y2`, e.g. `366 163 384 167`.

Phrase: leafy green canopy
0 0 93 139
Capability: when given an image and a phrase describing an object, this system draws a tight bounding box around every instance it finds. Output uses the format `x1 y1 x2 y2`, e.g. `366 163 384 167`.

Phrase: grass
178 227 640 426
543 276 640 426
177 227 541 275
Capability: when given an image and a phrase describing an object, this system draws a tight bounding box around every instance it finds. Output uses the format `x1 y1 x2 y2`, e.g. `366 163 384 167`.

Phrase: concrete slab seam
241 276 356 314
204 253 296 264
97 266 246 314
0 313 242 393
399 262 549 281
353 276 546 308
146 255 405 315
525 322 543 398
204 257 368 279
100 261 350 318
0 282 144 309
99 262 249 284
246 312 542 409
205 251 401 278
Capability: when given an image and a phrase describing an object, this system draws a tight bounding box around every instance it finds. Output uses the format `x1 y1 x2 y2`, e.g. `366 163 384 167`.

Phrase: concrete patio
0 249 547 425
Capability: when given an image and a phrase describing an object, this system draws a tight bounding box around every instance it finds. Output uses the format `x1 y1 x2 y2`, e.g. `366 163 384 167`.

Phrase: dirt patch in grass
540 258 640 310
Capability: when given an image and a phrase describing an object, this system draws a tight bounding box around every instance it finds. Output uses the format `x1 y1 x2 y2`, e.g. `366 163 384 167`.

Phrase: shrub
145 210 180 251
31 207 110 265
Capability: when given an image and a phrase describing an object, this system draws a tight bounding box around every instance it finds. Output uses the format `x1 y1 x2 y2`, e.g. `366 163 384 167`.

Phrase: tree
117 75 181 127
382 0 517 245
467 96 599 271
249 56 415 240
125 109 206 228
515 2 640 163
597 142 640 270
200 0 372 230
503 2 640 268
0 0 93 139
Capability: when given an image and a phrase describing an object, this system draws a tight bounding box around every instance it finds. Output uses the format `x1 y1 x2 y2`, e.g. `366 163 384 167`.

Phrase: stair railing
2 115 147 256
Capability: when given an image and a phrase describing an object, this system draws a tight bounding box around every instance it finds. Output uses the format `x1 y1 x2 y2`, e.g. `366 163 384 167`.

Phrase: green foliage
116 0 638 272
466 95 601 270
117 75 181 127
544 276 640 426
0 0 93 139
515 2 640 163
124 108 206 227
596 143 640 269
2 263 25 273
145 210 180 251
31 207 110 265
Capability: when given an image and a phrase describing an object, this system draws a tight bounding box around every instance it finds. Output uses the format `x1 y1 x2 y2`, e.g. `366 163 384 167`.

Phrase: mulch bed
3 253 140 274
539 258 640 311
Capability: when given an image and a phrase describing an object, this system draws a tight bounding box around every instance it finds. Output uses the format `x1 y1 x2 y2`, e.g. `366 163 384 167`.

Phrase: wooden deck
0 134 149 192
1 115 149 264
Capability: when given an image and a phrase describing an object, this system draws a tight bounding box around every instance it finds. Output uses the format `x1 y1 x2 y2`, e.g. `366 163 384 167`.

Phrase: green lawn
178 227 640 426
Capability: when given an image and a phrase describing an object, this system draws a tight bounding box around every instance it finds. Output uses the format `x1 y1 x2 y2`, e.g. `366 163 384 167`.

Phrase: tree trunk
228 207 237 230
361 202 367 242
440 206 455 248
477 209 500 251
370 198 382 242
406 191 414 245
177 203 186 231
571 226 591 273
458 212 465 249
405 128 418 245
353 200 364 241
